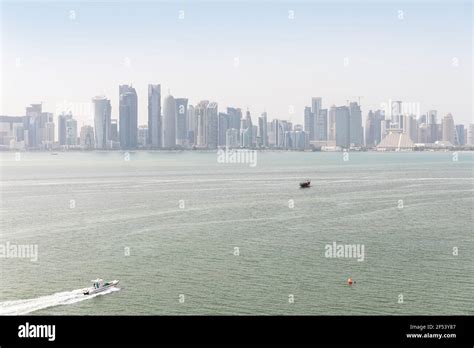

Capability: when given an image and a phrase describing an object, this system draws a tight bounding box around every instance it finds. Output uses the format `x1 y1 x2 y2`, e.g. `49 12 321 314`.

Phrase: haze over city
1 0 472 127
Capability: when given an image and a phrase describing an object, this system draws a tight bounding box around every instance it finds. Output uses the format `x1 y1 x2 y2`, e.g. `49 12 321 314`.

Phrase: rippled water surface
0 151 473 315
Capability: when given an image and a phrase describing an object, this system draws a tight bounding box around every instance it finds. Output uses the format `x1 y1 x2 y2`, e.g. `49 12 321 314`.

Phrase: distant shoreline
1 148 473 153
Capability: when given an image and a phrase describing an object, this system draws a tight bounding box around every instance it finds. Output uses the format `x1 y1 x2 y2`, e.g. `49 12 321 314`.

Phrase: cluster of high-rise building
304 98 363 149
366 102 470 150
0 89 472 151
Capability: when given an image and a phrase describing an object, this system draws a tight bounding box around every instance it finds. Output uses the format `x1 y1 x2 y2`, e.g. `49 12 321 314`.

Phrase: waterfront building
163 94 177 148
119 85 138 149
335 106 350 148
80 125 95 149
349 102 363 146
304 106 314 141
455 124 465 145
258 112 268 147
92 96 111 149
311 97 322 141
58 112 72 146
148 84 162 148
442 113 455 145
65 116 77 146
206 102 218 149
175 98 188 147
137 125 148 148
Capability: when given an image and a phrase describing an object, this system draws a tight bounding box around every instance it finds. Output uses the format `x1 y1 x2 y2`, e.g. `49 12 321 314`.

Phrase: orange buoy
347 278 353 285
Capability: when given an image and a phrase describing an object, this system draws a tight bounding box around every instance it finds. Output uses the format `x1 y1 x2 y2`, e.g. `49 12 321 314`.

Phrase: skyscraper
227 107 242 142
327 105 337 141
175 98 188 147
137 125 148 148
311 97 322 141
80 125 95 149
92 96 111 149
468 124 474 145
37 112 53 149
25 103 42 149
110 119 118 142
119 85 138 149
381 118 391 139
119 85 138 148
240 110 253 148
391 100 403 128
405 115 418 143
284 130 293 149
187 105 196 146
65 116 77 145
43 118 55 149
277 120 285 148
418 123 429 143
58 112 72 146
252 125 258 146
335 106 350 148
442 113 455 144
304 106 314 140
293 124 306 150
316 109 328 140
258 112 268 147
206 102 219 149
365 110 385 147
349 102 363 146
428 110 438 143
455 124 465 145
269 119 285 148
218 112 229 147
195 101 209 148
270 119 278 148
148 84 161 148
163 94 177 148
225 128 239 148
365 110 375 147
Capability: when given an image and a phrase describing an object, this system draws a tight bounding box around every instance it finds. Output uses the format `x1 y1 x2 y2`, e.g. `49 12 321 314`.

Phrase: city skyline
1 87 472 152
1 1 472 126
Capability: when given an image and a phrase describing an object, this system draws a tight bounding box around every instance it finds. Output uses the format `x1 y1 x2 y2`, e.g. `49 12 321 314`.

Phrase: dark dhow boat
299 180 311 188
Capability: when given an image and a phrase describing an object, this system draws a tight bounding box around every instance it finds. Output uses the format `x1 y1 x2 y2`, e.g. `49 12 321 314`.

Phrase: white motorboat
83 278 119 295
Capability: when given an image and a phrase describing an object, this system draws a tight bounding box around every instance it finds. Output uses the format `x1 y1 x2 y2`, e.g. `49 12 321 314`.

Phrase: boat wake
0 287 120 315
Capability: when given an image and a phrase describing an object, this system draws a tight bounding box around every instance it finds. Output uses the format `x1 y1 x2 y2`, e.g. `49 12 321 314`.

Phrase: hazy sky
1 0 472 128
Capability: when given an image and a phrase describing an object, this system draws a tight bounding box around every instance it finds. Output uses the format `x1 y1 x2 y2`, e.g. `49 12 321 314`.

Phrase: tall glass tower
119 85 138 149
148 84 161 148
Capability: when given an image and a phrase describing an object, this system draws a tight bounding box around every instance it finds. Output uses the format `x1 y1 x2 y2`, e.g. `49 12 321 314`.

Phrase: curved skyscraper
92 96 111 149
163 94 176 148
